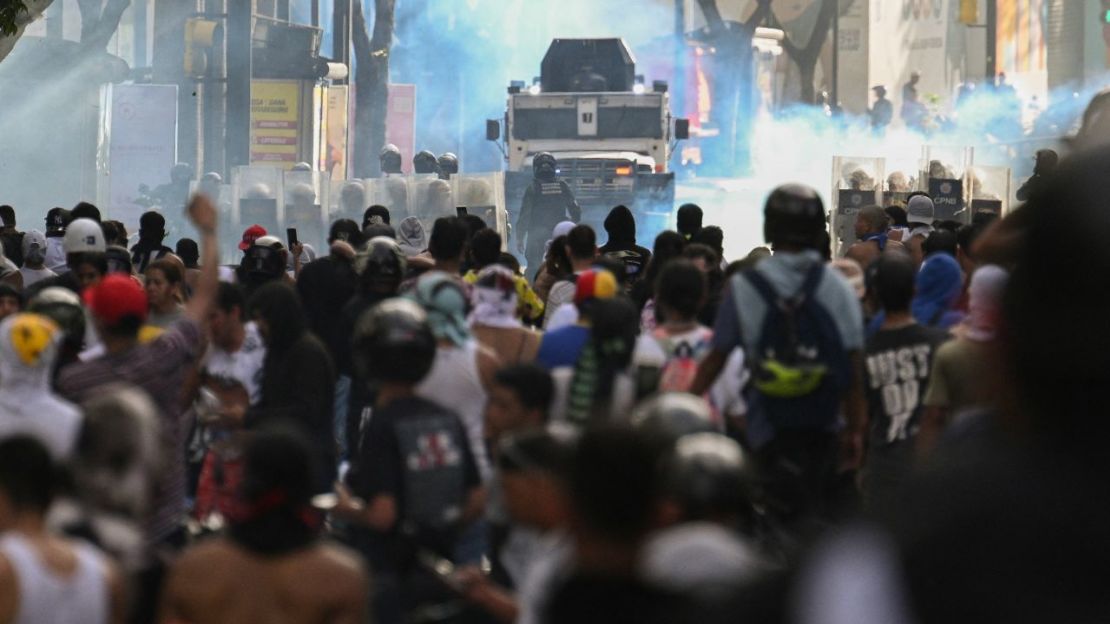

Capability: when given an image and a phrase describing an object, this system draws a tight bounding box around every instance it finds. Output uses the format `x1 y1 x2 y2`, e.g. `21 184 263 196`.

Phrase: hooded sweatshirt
911 253 965 329
599 206 652 283
397 216 428 257
0 314 82 460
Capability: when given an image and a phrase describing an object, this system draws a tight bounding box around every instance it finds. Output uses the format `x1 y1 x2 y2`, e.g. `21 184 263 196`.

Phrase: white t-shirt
641 523 766 594
516 533 572 624
415 340 492 480
633 326 748 423
543 279 577 328
45 237 68 274
201 322 266 405
19 266 56 288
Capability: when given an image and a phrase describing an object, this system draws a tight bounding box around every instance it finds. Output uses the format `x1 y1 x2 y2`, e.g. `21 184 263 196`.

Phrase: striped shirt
58 319 202 546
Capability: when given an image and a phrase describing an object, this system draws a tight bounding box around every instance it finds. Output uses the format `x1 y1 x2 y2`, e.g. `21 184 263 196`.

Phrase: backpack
651 328 704 393
740 264 851 432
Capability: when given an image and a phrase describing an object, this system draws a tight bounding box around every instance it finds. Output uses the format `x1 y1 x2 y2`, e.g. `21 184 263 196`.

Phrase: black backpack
740 264 851 432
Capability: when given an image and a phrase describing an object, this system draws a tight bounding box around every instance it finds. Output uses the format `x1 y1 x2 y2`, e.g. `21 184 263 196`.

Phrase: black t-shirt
864 324 948 463
347 396 480 552
546 574 708 624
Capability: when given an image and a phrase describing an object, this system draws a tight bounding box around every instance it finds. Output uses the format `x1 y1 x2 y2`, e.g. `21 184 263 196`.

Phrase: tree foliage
0 0 28 37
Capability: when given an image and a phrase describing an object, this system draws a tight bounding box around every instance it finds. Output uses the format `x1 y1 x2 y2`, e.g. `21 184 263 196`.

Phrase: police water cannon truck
487 38 689 240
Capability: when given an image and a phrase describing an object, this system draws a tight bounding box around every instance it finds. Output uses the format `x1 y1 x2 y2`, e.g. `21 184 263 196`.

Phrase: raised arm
184 194 220 323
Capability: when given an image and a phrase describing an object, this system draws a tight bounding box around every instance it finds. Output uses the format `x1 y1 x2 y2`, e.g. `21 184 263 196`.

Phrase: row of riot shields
191 168 509 263
831 148 1012 257
330 173 509 241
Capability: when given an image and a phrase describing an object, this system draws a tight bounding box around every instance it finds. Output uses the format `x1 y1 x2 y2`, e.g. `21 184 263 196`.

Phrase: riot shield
968 165 1011 221
283 170 330 252
190 179 235 263
882 154 920 209
831 156 884 258
407 174 455 234
329 178 368 225
232 166 282 246
450 172 509 241
371 175 415 223
922 146 973 224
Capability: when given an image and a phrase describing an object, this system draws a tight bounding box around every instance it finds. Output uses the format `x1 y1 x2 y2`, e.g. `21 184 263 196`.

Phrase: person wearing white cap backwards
904 194 935 267
17 230 56 289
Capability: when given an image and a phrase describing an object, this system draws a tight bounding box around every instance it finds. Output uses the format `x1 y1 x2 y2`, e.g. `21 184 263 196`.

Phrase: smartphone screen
286 227 298 247
455 206 468 217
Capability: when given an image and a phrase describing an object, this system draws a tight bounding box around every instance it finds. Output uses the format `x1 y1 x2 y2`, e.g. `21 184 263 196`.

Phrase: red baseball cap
83 274 148 327
239 224 267 251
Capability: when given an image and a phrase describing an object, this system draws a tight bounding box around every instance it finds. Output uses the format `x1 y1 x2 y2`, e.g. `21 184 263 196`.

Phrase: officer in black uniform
437 153 458 180
380 144 403 175
337 298 483 624
515 152 581 274
413 150 439 175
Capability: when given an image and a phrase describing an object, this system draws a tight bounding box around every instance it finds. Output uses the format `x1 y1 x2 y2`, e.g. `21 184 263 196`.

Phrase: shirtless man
0 437 124 624
160 429 368 624
844 205 904 268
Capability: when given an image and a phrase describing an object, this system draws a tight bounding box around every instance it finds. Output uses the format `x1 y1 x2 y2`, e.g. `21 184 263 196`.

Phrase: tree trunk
797 58 817 104
775 0 846 105
75 0 131 51
351 0 395 179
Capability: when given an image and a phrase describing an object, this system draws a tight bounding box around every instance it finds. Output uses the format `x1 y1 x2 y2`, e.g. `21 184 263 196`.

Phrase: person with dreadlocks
160 427 368 624
550 296 648 426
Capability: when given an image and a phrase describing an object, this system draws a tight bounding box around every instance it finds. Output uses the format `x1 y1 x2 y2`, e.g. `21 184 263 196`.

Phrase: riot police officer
516 152 580 274
380 144 403 175
437 152 459 180
413 150 439 175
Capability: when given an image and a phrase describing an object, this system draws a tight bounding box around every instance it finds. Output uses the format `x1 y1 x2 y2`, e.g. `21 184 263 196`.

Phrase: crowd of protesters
0 133 1106 624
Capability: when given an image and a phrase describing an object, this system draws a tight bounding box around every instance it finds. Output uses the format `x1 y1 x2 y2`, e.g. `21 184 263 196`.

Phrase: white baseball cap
22 229 46 256
906 195 935 225
63 218 106 254
254 235 284 249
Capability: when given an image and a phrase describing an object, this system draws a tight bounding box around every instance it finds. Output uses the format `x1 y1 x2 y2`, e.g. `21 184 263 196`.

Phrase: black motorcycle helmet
356 236 406 295
437 152 459 177
353 298 437 385
104 245 133 275
661 433 756 523
170 162 195 184
380 144 403 174
239 243 285 280
763 183 826 250
413 150 439 175
533 152 558 182
629 393 717 439
27 287 86 354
